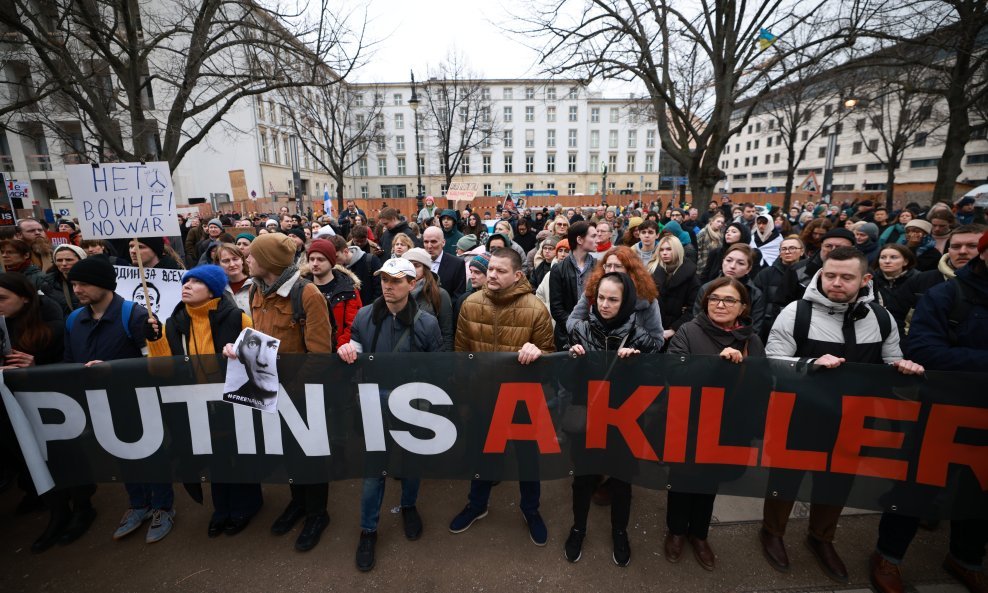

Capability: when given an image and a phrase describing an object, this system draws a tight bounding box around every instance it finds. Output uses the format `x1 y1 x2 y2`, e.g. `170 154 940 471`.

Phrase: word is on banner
66 162 181 240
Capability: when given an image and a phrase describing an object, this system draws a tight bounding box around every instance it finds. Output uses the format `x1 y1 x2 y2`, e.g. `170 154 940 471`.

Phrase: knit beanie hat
285 227 306 244
905 219 933 235
207 218 223 230
306 238 337 267
822 227 856 244
53 244 87 262
858 222 880 242
137 236 166 258
250 233 296 275
978 229 988 255
556 239 570 253
183 264 228 298
456 235 479 251
67 256 116 291
627 216 644 230
235 233 255 243
469 252 491 274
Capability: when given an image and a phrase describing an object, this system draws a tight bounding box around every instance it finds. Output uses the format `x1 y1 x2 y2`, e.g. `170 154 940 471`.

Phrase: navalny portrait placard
223 328 281 414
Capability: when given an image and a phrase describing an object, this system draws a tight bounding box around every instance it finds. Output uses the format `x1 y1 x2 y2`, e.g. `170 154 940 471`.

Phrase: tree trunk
931 99 969 205
885 161 897 210
334 169 345 215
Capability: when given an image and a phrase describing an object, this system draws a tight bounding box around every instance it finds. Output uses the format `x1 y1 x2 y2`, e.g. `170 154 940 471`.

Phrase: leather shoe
294 512 329 552
870 551 905 593
806 536 849 583
58 508 97 545
664 532 686 563
270 503 305 535
207 517 227 538
689 536 716 571
943 554 988 593
759 528 790 572
225 515 251 537
31 513 70 554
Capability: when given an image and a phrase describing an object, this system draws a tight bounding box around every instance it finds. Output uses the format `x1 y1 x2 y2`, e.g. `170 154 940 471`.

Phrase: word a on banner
66 162 181 240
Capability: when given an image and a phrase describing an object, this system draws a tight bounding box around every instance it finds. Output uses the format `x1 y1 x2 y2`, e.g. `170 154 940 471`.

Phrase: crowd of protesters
0 192 986 593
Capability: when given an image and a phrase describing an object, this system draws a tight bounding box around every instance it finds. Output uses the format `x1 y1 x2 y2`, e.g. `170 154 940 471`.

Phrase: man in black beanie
129 237 183 270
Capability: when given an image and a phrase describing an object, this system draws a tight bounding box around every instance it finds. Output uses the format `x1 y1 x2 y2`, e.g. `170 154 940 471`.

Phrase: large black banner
1 353 985 519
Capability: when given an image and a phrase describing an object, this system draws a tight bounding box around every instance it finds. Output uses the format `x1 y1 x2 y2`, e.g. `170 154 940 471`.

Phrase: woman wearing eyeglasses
753 236 804 342
664 276 765 571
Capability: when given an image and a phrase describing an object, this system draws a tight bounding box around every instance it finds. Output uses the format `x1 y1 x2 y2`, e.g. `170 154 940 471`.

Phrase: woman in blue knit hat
146 265 260 538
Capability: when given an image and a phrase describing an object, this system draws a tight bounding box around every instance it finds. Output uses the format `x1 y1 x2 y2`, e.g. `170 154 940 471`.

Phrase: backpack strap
393 310 423 352
66 307 84 335
867 301 892 343
121 300 134 340
290 278 311 348
946 280 972 347
793 299 812 350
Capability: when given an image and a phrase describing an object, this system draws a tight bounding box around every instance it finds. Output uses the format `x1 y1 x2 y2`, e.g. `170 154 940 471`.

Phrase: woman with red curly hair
564 245 664 346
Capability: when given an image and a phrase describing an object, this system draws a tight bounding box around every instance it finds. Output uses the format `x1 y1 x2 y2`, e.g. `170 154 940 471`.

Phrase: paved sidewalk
0 480 972 593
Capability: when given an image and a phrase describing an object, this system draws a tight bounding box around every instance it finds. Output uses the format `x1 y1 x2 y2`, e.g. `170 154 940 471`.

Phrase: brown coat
455 276 555 353
249 271 332 354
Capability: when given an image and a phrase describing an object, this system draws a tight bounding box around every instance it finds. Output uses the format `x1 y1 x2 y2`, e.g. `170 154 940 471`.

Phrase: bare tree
862 0 987 204
853 64 946 208
0 0 369 172
520 0 875 205
276 81 383 214
420 53 498 192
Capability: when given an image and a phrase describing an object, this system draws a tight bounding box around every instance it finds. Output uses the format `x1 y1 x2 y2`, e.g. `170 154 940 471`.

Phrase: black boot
32 511 70 553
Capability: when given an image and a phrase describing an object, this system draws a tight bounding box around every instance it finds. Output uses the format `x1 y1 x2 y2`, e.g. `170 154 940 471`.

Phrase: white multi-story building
339 79 677 200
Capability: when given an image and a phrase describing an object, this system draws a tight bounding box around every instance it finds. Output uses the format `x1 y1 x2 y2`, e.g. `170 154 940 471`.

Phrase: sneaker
449 505 488 534
401 506 423 541
146 508 176 543
564 527 585 563
113 507 150 540
613 529 631 567
356 530 377 572
524 512 548 546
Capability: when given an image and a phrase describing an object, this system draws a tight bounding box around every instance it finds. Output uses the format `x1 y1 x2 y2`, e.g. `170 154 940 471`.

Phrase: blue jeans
468 480 540 516
360 477 420 532
125 482 174 511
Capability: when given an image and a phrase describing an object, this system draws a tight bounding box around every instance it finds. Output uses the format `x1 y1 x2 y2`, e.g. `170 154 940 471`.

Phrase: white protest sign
114 265 184 322
446 182 479 201
66 162 181 240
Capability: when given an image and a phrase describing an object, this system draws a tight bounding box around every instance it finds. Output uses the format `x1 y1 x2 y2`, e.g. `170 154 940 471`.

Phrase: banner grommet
368 355 374 362
382 471 387 476
200 476 206 482
665 484 672 490
288 478 294 484
474 473 480 479
771 491 778 497
468 354 474 360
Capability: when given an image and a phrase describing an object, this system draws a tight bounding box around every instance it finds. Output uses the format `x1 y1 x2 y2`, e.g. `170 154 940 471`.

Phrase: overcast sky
346 0 637 96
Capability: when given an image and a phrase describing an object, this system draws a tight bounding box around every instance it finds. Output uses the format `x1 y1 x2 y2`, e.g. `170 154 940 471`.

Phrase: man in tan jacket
223 232 332 552
449 247 555 546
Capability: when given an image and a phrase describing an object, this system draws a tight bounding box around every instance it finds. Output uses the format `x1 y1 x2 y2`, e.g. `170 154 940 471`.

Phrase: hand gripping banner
1 353 985 519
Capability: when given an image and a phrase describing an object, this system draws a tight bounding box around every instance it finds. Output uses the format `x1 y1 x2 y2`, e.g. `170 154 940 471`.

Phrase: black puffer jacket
667 312 766 358
569 314 660 353
37 269 80 316
872 268 918 337
652 258 700 333
753 258 800 341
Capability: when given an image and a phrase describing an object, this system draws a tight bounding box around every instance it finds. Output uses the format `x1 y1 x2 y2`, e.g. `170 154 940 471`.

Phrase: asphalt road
0 479 968 593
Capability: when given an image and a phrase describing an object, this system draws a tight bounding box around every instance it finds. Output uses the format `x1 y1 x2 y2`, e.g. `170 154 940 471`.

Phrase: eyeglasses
708 296 741 307
779 246 803 252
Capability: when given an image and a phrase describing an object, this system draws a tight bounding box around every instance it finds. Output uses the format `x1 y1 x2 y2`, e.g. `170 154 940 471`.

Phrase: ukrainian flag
758 28 777 50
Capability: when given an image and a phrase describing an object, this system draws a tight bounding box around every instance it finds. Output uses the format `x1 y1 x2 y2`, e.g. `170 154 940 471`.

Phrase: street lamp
408 70 424 212
822 96 869 206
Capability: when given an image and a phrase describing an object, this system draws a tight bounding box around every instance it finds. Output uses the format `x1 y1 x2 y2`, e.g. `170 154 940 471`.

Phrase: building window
645 181 653 190
868 139 879 151
591 107 600 123
483 155 491 174
503 87 513 100
627 130 637 149
259 130 269 162
910 158 940 168
608 153 617 171
358 158 368 176
608 130 618 149
461 155 471 174
504 129 513 148
546 182 555 190
610 108 619 123
590 130 600 149
852 141 862 155
394 113 404 130
525 129 535 148
483 183 492 196
525 87 535 100
589 182 598 194
756 122 761 133
568 87 577 99
645 154 654 172
504 154 513 173
396 136 405 151
801 130 809 141
752 156 758 166
865 162 885 171
627 154 636 172
818 147 826 158
568 129 578 148
567 182 576 195
568 153 577 172
417 157 425 175
503 107 513 123
481 87 490 101
355 94 364 107
525 106 534 122
774 153 780 163
393 93 403 106
397 157 406 175
547 154 556 173
547 87 556 100
589 154 599 172
754 139 759 149
915 132 927 147
746 141 751 150
525 154 534 173
966 153 988 164
568 106 578 122
378 157 387 176
547 129 556 148
646 129 655 148
360 186 369 199
547 106 556 122
416 134 423 152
